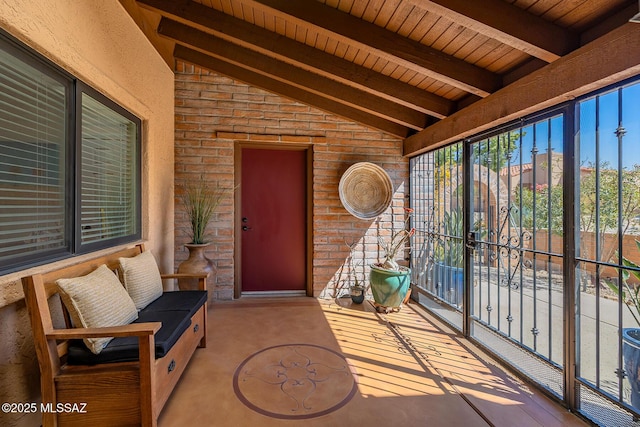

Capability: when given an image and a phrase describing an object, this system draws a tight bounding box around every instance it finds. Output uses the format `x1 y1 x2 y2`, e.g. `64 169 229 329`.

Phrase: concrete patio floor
158 297 589 427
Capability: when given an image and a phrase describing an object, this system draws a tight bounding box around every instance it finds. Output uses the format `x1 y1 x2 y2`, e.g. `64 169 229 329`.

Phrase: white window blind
79 93 138 245
0 49 67 265
0 33 141 273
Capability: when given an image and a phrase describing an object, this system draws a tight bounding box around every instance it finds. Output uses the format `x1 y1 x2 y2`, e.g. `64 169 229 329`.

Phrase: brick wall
174 61 409 301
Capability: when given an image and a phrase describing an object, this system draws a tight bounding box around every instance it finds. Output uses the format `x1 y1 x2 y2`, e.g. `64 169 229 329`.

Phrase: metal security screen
575 81 640 423
410 114 566 380
468 114 566 397
410 143 464 330
410 77 640 426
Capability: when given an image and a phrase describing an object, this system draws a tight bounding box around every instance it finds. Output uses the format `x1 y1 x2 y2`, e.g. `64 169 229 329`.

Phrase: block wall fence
174 61 409 301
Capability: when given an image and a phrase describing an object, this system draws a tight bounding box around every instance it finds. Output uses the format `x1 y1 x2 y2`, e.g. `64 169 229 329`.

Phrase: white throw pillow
56 264 138 354
118 250 164 310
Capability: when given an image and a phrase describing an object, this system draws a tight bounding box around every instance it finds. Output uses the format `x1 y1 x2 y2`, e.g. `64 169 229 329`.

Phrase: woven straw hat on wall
339 162 393 220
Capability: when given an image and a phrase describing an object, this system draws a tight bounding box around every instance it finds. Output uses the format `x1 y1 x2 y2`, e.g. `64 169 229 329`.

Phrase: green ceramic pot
369 265 411 308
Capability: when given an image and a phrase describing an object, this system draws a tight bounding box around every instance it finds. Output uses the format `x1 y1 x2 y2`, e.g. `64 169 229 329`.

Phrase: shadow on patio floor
158 297 587 427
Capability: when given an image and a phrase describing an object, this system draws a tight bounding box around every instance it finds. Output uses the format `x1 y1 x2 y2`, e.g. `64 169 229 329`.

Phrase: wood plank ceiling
121 0 640 154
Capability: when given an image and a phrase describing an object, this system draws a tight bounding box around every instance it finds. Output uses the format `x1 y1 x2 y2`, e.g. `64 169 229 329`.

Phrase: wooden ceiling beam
244 0 501 97
403 0 577 63
403 23 640 157
174 45 411 138
135 0 454 119
159 18 427 130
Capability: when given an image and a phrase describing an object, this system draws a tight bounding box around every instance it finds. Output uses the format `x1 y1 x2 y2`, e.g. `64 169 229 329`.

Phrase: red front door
241 148 307 293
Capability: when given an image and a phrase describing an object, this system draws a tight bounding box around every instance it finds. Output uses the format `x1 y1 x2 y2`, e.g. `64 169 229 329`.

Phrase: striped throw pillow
57 264 138 354
118 250 164 310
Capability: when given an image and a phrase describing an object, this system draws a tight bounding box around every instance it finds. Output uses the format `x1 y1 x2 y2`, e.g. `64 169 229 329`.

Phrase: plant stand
369 265 411 313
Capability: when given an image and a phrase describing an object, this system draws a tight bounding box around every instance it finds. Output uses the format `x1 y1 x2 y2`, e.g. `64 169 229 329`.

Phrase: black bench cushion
67 310 191 365
66 291 207 365
144 290 207 318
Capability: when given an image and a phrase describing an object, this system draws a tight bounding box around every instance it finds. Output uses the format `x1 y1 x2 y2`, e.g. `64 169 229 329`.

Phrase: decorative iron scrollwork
487 204 533 290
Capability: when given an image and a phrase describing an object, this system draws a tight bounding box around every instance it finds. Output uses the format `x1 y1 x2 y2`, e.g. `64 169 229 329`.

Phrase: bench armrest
161 273 208 291
161 273 209 279
45 322 161 340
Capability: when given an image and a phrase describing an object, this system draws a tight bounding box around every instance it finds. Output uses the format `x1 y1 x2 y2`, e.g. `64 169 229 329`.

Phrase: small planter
350 285 365 304
369 265 411 312
623 328 640 410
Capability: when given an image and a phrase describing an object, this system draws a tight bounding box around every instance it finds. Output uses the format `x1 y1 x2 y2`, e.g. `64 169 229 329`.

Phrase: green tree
514 183 564 234
579 163 640 262
515 162 640 263
433 133 521 215
434 133 521 174
473 132 521 172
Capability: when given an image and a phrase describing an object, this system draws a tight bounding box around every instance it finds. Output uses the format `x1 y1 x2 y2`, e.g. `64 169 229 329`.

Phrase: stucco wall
174 61 409 302
0 2 174 426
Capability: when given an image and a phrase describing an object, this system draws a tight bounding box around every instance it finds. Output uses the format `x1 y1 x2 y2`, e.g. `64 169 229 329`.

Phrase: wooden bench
22 244 208 427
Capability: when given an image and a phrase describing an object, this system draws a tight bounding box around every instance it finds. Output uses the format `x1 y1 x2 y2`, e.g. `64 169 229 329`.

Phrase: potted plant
605 240 640 411
349 272 365 304
177 179 231 290
369 208 415 312
433 208 464 306
343 240 366 304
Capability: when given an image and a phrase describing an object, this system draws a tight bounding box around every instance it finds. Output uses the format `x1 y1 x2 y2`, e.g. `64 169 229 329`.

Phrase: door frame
233 141 314 299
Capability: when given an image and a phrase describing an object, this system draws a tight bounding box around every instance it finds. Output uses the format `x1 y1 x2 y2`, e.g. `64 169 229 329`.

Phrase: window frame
0 30 142 274
0 29 75 273
74 82 142 254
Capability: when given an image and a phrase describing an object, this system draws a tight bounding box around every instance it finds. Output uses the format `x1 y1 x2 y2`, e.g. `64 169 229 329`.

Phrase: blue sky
579 82 640 170
504 81 639 169
508 114 563 165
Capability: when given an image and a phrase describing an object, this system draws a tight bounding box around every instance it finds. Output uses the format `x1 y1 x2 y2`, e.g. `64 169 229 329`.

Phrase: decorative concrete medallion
233 344 357 419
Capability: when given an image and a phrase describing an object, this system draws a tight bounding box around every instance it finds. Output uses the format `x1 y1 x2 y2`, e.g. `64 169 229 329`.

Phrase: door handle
242 225 252 231
466 231 478 250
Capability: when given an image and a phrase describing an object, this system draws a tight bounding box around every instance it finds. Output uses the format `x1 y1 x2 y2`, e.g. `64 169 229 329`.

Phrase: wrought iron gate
410 78 640 426
467 114 566 399
410 112 567 400
410 142 465 329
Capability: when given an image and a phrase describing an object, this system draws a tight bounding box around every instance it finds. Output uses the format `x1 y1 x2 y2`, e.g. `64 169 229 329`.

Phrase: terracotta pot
177 243 215 291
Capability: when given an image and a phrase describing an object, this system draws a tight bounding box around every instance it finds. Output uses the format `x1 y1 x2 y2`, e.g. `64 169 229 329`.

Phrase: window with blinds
0 32 141 273
0 43 69 269
79 91 139 249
